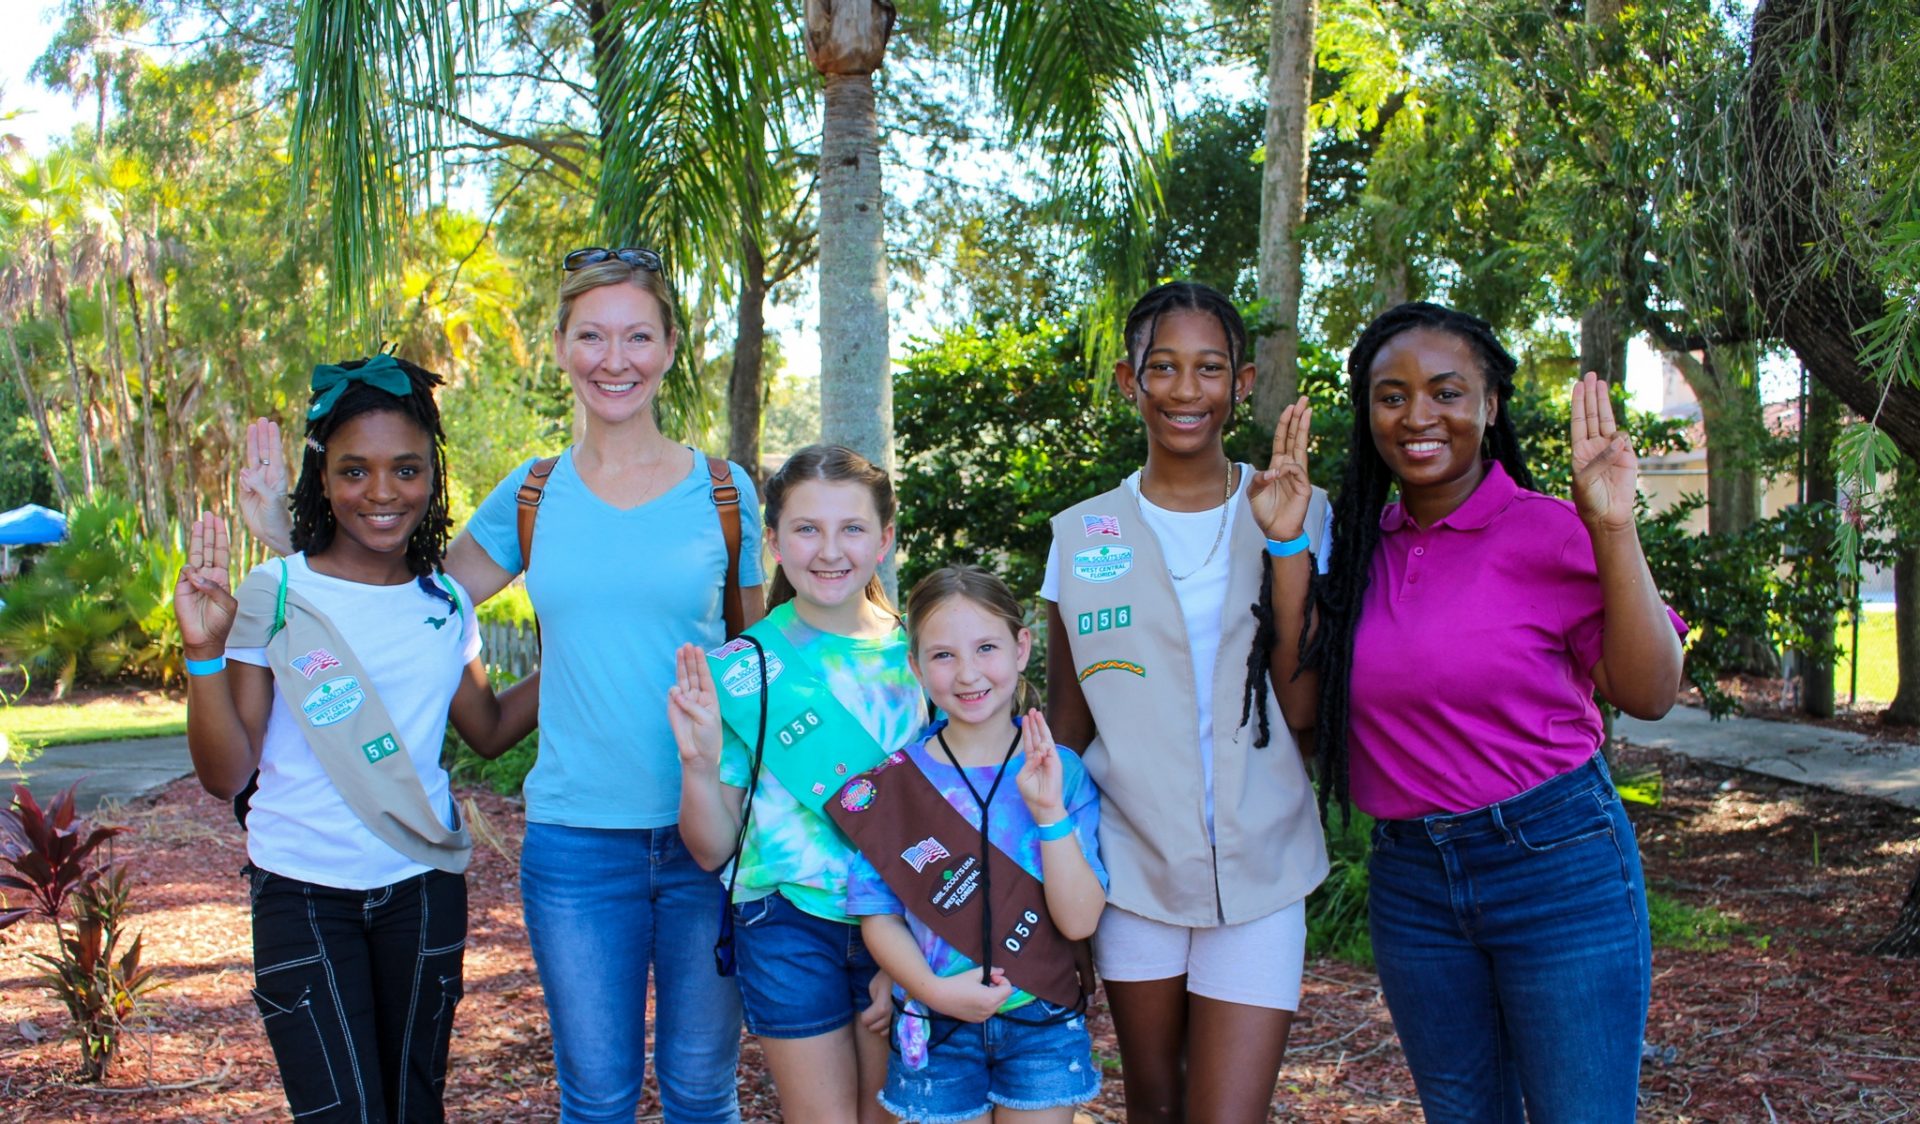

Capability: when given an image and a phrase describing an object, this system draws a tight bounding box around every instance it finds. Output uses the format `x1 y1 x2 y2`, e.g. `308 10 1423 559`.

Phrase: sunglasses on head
562 246 665 272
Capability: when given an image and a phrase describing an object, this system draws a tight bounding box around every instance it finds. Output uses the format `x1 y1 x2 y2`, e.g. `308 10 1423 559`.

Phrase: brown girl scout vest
1050 478 1330 926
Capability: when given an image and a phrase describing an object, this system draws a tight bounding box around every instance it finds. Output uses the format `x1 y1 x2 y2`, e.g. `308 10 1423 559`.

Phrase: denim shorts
731 890 879 1039
879 1002 1101 1124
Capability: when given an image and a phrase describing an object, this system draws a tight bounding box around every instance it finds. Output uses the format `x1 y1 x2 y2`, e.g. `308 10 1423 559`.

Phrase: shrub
1305 810 1376 967
0 498 184 696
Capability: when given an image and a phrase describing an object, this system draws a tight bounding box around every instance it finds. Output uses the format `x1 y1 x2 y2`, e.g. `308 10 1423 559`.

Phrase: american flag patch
900 837 951 874
292 649 342 679
1083 513 1122 537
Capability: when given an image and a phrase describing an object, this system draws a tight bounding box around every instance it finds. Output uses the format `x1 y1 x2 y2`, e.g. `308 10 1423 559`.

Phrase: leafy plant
0 498 185 696
0 782 160 1081
1304 810 1375 968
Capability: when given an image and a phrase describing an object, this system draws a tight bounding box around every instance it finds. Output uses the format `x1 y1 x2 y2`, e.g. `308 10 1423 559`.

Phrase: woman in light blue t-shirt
242 249 763 1124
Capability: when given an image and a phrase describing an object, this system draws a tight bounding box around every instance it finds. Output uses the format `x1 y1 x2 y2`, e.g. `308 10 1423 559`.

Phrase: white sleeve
1039 539 1063 602
227 645 268 667
1317 501 1336 576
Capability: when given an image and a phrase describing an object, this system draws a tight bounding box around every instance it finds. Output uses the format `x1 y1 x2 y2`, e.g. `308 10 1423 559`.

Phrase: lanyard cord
934 723 1022 985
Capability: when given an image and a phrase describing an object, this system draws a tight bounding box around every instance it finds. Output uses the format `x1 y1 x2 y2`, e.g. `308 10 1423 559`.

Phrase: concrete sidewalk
1616 705 1920 810
2 735 194 812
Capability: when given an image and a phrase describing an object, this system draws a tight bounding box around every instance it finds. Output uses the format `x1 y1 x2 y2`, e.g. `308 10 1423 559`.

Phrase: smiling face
319 409 434 571
1115 307 1255 459
910 597 1032 733
770 479 895 615
1366 327 1498 513
553 281 677 426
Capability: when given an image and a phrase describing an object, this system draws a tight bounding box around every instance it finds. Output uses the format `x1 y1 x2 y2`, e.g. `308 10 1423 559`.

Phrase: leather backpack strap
707 455 745 638
515 454 561 569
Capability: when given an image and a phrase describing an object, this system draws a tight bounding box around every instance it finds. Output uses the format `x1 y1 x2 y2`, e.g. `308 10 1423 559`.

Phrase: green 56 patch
361 733 400 764
1077 605 1133 635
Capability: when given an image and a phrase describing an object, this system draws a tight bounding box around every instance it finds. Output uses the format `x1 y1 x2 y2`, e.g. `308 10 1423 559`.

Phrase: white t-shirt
228 554 481 890
1042 467 1332 837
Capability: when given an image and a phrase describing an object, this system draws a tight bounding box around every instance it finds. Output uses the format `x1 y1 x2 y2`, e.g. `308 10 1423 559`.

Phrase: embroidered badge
1077 605 1132 635
930 855 983 914
1083 513 1122 538
301 675 366 727
1077 659 1146 683
708 636 754 659
1071 544 1133 583
720 651 785 697
901 837 951 873
839 778 877 812
871 751 908 774
360 733 400 764
291 648 342 679
776 709 822 748
812 782 827 796
424 615 448 630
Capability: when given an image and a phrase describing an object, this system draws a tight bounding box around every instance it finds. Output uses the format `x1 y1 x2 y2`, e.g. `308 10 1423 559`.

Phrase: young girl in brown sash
174 357 539 1123
836 565 1108 1124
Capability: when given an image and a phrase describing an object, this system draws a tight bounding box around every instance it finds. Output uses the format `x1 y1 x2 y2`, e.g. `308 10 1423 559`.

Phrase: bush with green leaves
0 499 184 696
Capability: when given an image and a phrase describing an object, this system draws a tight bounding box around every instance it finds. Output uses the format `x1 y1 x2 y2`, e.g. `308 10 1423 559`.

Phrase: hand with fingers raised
175 512 239 660
666 642 726 773
1249 395 1316 542
1569 373 1638 533
1015 708 1065 824
238 417 294 555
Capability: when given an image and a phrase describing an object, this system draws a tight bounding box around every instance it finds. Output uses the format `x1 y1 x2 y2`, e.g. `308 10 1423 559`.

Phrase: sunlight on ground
0 691 187 753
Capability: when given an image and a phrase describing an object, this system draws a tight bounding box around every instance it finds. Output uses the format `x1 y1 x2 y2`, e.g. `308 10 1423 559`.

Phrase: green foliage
0 498 183 695
1646 888 1752 952
474 584 536 630
442 668 539 796
1304 810 1375 968
895 320 1144 598
0 378 56 510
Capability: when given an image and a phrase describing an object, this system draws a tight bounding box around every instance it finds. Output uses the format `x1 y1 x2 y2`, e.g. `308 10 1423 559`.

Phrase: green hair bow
308 354 412 419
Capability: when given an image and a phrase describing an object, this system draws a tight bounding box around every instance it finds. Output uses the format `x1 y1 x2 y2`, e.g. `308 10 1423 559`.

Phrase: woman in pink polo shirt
1257 301 1684 1123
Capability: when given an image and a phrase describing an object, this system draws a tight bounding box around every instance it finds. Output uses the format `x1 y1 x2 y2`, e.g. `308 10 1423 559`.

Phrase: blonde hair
555 258 678 336
764 444 898 617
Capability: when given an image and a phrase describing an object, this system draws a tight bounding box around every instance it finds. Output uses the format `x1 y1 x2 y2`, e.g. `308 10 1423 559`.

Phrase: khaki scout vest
1051 476 1329 926
230 560 471 874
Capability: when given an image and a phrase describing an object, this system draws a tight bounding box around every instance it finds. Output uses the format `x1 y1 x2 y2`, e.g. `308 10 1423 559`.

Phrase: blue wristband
185 655 226 677
1035 818 1075 842
1265 532 1311 558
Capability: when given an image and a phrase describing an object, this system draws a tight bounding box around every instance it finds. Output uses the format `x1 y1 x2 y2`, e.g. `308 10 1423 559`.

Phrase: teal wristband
1265 533 1311 558
1035 818 1075 842
185 655 226 677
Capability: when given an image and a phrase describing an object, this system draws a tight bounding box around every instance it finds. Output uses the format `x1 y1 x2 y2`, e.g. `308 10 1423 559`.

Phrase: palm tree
286 0 1168 473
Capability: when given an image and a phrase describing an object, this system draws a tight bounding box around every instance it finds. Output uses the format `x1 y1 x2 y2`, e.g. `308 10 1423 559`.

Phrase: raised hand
1015 707 1065 822
927 967 1014 1023
238 417 295 554
174 512 238 656
1248 396 1315 541
1569 373 1637 531
666 643 725 772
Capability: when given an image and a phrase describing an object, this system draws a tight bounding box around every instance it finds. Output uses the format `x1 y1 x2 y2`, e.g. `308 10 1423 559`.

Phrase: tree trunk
1870 859 1920 958
1801 380 1839 718
99 273 149 524
47 243 97 497
1253 0 1319 431
728 234 769 488
4 324 71 505
1888 469 1920 726
808 1 896 479
1735 0 1920 463
127 272 166 526
1579 300 1628 385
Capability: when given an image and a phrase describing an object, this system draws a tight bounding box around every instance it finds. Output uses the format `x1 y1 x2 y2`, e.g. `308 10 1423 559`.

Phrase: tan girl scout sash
708 602 891 814
228 560 472 874
825 750 1088 1009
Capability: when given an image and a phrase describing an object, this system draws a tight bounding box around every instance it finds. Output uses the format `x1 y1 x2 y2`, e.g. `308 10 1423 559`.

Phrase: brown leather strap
515 455 561 569
707 455 745 639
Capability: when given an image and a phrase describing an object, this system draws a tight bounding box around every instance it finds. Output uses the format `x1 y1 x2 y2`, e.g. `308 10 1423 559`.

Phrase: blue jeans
731 891 879 1038
1367 753 1650 1124
520 823 744 1124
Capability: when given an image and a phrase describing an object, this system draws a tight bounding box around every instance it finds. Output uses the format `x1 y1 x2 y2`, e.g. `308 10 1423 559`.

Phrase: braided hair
1301 302 1534 817
288 356 455 597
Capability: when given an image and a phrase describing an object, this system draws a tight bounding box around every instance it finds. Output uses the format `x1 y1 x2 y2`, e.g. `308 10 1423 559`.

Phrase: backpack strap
515 454 562 569
706 455 744 639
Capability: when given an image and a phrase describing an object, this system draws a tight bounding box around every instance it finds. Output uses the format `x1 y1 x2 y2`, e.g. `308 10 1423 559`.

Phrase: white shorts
1092 900 1308 1011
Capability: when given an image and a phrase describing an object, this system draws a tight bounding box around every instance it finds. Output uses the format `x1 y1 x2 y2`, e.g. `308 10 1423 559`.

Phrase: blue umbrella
0 503 67 546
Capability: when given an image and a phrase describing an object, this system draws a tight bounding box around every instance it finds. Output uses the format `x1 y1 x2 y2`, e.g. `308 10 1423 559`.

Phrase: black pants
248 865 467 1123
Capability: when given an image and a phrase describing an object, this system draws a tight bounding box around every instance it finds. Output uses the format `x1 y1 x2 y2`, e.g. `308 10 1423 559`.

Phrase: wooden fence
481 622 539 680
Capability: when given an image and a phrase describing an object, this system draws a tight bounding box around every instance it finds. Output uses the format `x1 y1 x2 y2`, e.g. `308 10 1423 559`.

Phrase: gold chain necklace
1166 463 1234 583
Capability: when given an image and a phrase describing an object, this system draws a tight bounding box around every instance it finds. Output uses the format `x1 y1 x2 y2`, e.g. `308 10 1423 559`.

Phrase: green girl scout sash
708 603 891 815
228 560 472 874
826 752 1088 1009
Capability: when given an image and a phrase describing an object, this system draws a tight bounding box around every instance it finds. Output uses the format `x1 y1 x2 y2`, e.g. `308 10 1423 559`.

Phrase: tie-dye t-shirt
719 604 926 923
845 719 1107 1024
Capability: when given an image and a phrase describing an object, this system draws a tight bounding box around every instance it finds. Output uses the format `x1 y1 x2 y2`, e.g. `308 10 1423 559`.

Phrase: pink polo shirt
1347 461 1685 820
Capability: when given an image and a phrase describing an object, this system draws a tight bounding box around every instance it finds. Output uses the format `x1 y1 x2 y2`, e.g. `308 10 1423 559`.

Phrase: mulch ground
3 739 1915 1122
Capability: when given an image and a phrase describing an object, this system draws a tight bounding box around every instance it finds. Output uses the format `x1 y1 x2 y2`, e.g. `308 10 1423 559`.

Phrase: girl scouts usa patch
721 651 784 697
301 676 366 727
1072 544 1133 583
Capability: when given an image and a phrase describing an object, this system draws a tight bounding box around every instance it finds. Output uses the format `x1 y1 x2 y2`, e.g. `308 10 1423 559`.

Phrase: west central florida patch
1072 544 1134 583
720 651 785 697
301 675 366 727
